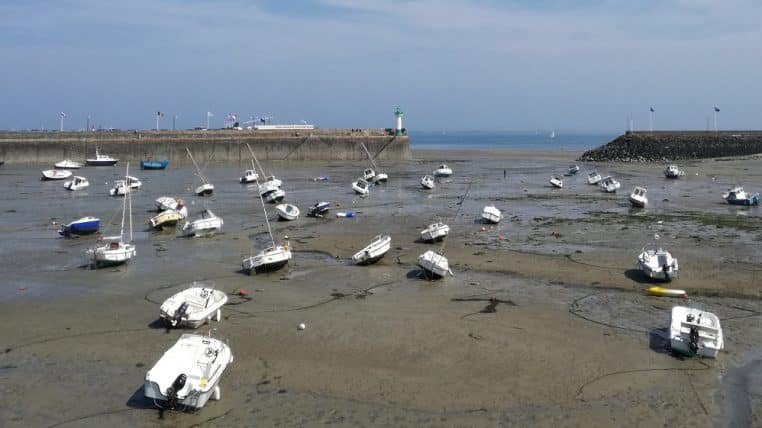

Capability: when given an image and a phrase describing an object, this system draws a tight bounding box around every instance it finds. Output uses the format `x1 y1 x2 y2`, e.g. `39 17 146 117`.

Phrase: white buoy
297 323 306 331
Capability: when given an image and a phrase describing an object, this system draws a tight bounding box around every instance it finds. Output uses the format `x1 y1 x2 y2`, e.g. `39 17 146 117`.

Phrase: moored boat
307 201 331 217
363 168 376 182
240 163 259 183
566 164 580 175
433 163 452 177
417 250 452 279
156 196 178 211
55 159 83 169
63 176 89 191
664 164 685 179
636 244 679 281
722 186 759 206
421 175 435 190
85 148 118 166
242 245 292 274
195 183 215 197
481 205 502 224
600 176 621 193
262 188 285 204
86 164 135 268
352 178 370 196
549 175 563 188
181 209 223 237
669 306 723 358
58 216 100 237
587 170 602 185
41 169 72 180
159 286 228 328
420 222 450 242
141 159 169 170
629 186 648 207
352 234 391 265
275 204 300 221
150 204 187 230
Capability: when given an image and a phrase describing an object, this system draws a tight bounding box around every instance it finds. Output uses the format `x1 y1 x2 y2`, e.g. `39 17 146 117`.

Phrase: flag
260 117 266 124
157 111 164 117
714 106 720 112
59 112 66 118
207 111 214 117
649 107 654 113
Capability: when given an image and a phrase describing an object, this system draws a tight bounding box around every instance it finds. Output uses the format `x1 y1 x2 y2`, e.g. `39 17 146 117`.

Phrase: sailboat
360 142 388 184
241 175 292 274
186 148 214 196
549 130 556 139
246 144 285 203
417 182 471 280
86 163 136 268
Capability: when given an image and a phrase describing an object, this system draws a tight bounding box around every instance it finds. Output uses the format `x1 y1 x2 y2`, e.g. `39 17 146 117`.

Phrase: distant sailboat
549 130 556 139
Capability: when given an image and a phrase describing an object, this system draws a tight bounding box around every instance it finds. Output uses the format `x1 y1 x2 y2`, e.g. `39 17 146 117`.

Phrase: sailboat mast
256 178 276 247
127 163 133 242
439 180 473 256
245 144 268 177
186 147 206 184
119 163 128 242
360 142 378 170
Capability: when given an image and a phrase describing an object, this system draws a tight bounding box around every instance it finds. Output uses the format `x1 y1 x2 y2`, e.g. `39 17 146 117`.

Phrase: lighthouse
394 105 404 136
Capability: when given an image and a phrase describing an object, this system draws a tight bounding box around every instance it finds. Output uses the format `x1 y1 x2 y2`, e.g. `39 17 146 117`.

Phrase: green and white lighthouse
394 105 404 136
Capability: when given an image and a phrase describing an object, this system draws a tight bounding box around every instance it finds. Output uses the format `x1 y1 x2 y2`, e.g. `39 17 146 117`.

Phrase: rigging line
440 178 474 257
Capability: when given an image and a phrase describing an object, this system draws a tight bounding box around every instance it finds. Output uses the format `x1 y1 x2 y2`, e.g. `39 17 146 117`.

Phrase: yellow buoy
647 286 687 298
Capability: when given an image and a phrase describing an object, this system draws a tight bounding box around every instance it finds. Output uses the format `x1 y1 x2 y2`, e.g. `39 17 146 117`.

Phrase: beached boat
85 148 118 166
259 175 282 189
629 186 648 207
41 169 72 180
363 168 376 182
433 164 452 177
636 244 679 281
420 222 450 242
240 162 259 184
276 204 300 221
63 176 89 191
159 286 228 328
181 209 223 237
150 204 188 230
241 175 292 274
722 186 759 206
109 180 129 196
352 234 391 265
567 164 580 175
647 286 687 298
156 196 178 211
126 175 142 189
373 172 389 183
481 205 502 224
664 164 685 179
600 176 621 193
141 159 169 170
187 148 214 196
307 201 331 217
549 175 564 188
360 142 388 183
352 178 370 196
55 159 82 169
262 188 285 204
669 306 724 358
58 216 100 237
86 164 136 268
144 333 233 410
587 170 602 185
421 175 435 190
417 250 453 279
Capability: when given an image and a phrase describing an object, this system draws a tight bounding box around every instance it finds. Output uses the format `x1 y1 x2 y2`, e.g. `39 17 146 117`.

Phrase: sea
408 130 616 151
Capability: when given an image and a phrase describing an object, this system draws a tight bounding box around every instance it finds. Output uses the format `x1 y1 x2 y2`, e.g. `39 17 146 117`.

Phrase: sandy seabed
0 149 760 427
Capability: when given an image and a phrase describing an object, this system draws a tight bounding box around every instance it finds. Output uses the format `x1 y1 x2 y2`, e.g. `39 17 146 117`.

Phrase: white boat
481 205 502 224
549 175 564 188
636 244 679 281
187 148 214 196
150 205 188 230
240 160 259 183
156 196 178 211
567 164 579 175
360 142 388 183
159 286 228 328
629 186 648 207
417 250 453 279
352 234 391 265
722 185 760 206
63 176 89 191
600 176 621 193
109 180 129 196
664 164 685 179
144 333 233 410
433 164 452 177
669 306 724 358
259 175 282 189
41 169 72 180
126 175 142 189
86 164 136 268
182 209 223 237
372 172 389 184
241 174 292 274
258 179 281 196
420 222 450 242
363 168 376 181
55 159 82 169
352 178 370 196
85 148 118 166
275 204 300 221
263 188 285 203
587 171 602 185
421 175 435 190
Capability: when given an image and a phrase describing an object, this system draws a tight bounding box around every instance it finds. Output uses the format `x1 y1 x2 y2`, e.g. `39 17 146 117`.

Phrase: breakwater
0 129 411 164
578 131 762 162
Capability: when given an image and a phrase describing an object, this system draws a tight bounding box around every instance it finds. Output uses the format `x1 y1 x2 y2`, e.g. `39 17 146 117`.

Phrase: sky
1 0 760 132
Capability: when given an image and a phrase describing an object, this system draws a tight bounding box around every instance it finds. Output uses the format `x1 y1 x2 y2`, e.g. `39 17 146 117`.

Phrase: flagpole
649 110 653 132
156 113 159 131
713 109 718 132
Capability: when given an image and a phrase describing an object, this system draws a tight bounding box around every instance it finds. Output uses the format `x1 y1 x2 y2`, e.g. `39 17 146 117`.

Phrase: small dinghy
352 178 370 196
140 159 169 170
55 159 82 169
372 171 388 184
629 186 648 207
359 141 388 184
417 250 453 279
566 164 580 175
159 286 228 328
242 245 292 274
307 201 331 217
109 180 129 196
240 168 259 184
150 204 188 230
275 204 300 221
421 175 435 190
262 188 285 204
669 306 724 358
664 164 685 179
258 179 281 196
144 333 234 410
647 286 687 298
636 244 679 281
363 168 376 182
481 205 502 224
587 170 602 185
126 175 142 189
722 186 759 206
420 222 450 242
433 163 452 177
195 183 214 197
600 176 621 193
85 148 118 166
59 216 100 237
352 234 391 265
549 175 564 188
41 169 72 180
63 176 89 191
156 196 178 211
182 209 223 237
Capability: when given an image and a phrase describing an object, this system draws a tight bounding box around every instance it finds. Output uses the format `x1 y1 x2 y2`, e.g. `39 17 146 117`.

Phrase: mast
127 163 133 242
245 144 275 247
186 147 207 184
119 163 128 242
360 141 379 170
246 143 269 177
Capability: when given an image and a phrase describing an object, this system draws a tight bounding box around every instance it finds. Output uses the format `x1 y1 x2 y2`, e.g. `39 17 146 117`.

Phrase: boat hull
669 306 723 358
195 184 214 197
86 160 118 166
159 288 228 328
182 217 223 237
89 243 136 268
726 194 759 205
59 217 100 237
141 160 169 170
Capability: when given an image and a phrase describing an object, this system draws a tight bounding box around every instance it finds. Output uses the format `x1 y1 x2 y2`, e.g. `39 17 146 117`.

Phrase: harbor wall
0 129 412 164
579 131 762 162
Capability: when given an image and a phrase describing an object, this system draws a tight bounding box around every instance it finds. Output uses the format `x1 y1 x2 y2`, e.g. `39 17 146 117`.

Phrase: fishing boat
85 148 118 166
587 170 602 185
433 164 452 177
58 216 100 237
186 148 214 196
600 176 621 193
63 176 89 191
150 203 188 230
352 178 370 197
421 175 435 190
360 142 388 183
239 162 259 184
636 244 679 281
664 164 685 179
275 204 300 221
159 286 228 328
41 169 72 180
669 306 724 358
420 222 450 242
417 250 453 279
629 186 648 207
567 164 580 175
86 164 136 268
352 234 391 265
141 159 169 170
647 286 687 298
181 209 223 237
55 159 82 169
307 201 331 217
156 196 178 211
241 177 292 274
722 186 759 206
143 333 234 410
549 175 564 188
481 205 502 224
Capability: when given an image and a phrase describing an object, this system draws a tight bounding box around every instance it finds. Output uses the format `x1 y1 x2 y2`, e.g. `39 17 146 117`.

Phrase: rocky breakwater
579 131 762 162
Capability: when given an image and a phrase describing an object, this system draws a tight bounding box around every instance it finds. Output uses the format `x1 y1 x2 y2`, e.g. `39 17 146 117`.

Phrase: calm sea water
408 130 616 151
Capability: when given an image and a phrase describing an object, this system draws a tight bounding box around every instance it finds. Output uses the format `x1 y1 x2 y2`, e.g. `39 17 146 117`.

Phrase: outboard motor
165 373 187 409
169 302 190 327
689 325 699 355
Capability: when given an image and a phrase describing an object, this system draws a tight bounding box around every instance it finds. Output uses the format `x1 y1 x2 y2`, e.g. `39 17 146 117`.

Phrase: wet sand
0 150 760 427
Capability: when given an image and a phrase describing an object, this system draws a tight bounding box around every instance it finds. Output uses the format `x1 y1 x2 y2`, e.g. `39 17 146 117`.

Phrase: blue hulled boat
307 201 331 217
723 186 759 206
59 216 100 237
140 159 169 170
